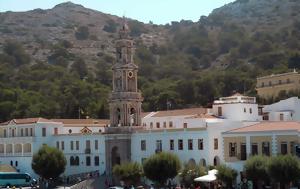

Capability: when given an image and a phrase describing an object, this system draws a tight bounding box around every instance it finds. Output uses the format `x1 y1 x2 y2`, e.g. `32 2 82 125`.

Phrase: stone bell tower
109 20 143 127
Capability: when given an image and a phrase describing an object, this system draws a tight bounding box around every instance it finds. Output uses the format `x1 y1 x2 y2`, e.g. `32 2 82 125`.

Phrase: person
150 184 154 189
240 178 249 189
195 184 201 189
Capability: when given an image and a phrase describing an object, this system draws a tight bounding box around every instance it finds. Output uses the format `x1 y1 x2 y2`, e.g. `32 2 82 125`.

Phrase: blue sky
0 0 235 24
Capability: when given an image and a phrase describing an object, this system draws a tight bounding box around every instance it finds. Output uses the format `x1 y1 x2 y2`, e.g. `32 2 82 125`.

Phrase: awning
194 169 218 182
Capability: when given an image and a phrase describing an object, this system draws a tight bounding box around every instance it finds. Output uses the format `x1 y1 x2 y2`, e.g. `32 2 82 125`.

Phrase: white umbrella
194 169 218 182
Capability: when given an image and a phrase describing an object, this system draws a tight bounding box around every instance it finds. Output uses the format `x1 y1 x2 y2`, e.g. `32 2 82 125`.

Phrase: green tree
216 164 237 189
2 40 31 66
268 155 300 189
179 161 206 188
113 162 143 186
31 144 66 180
143 152 181 187
244 155 269 189
71 57 88 79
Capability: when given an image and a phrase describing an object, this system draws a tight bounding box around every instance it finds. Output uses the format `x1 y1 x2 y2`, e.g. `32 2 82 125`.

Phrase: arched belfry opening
130 108 136 126
116 108 121 126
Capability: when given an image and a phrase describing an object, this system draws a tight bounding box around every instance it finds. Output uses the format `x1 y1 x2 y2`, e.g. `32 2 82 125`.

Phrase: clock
128 71 134 78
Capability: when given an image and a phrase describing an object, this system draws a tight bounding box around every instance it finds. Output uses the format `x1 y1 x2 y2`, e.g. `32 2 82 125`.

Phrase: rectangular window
70 141 74 150
262 142 270 156
261 82 264 87
183 123 188 128
170 139 174 150
4 129 6 137
86 156 91 166
280 113 284 121
281 142 288 155
229 142 237 157
95 140 98 150
61 141 64 150
156 122 160 128
94 156 99 166
156 140 162 152
56 141 59 149
12 129 15 137
163 122 167 128
86 140 91 149
249 108 252 114
178 139 183 150
25 128 29 136
20 129 23 137
150 122 153 128
54 128 58 135
290 141 295 155
214 138 218 150
42 128 46 137
141 140 146 151
279 80 281 84
30 128 33 136
198 139 203 150
240 143 247 160
169 121 173 128
269 81 272 86
218 107 222 116
251 143 258 155
76 141 79 150
188 139 193 150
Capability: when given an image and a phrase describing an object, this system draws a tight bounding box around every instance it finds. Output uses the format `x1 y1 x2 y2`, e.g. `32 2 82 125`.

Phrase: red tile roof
51 119 109 126
227 121 300 133
0 118 54 125
185 114 218 119
151 108 207 117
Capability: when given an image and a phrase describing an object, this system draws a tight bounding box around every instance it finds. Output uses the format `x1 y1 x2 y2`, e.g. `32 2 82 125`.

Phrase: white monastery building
1 22 300 181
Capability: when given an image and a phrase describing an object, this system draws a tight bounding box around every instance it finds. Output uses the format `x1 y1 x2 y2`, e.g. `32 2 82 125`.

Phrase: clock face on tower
128 71 134 78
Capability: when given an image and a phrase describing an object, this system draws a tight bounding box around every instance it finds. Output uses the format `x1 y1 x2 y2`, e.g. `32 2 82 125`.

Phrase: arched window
75 156 80 166
70 156 75 166
68 129 72 134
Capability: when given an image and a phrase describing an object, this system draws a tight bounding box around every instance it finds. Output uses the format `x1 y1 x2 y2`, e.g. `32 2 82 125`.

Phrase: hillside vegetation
0 0 300 121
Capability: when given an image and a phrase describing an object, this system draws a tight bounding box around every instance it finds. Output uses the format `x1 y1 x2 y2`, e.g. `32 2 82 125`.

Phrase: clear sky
0 0 235 24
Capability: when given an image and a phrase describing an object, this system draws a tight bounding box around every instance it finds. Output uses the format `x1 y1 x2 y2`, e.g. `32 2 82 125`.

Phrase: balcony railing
109 92 142 100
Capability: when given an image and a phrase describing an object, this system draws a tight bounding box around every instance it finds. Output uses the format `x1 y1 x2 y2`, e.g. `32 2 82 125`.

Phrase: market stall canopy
194 169 218 182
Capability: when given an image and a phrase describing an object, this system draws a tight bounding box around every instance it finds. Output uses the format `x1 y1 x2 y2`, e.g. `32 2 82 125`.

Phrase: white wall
212 103 259 121
131 130 210 166
264 97 300 121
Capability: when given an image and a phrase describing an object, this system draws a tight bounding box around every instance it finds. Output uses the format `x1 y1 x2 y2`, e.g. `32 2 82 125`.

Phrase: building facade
256 70 300 99
1 23 300 183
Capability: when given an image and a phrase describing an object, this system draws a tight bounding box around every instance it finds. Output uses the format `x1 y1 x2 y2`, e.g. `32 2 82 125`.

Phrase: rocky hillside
0 2 167 65
0 0 299 121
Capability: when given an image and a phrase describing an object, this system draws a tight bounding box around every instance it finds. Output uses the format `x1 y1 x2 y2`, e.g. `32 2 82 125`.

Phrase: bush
143 152 181 187
32 144 66 180
113 162 143 186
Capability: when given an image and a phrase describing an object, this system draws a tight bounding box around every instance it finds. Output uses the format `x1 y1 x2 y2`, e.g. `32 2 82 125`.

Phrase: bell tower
109 20 143 127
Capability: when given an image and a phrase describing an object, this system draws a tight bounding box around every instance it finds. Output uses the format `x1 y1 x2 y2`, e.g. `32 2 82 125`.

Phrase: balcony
104 126 144 134
85 148 91 154
109 92 142 100
0 137 35 144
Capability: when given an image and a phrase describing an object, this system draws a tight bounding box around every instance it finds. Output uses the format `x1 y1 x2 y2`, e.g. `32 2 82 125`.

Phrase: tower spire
109 22 143 127
119 16 130 39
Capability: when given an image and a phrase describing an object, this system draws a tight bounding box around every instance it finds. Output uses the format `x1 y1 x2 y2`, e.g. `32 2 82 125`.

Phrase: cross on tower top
119 17 130 39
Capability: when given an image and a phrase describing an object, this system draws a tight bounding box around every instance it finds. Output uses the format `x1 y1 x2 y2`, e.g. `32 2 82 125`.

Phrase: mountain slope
0 0 299 121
